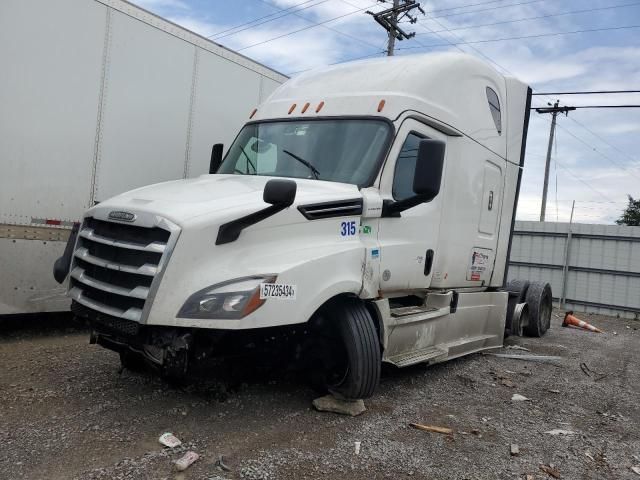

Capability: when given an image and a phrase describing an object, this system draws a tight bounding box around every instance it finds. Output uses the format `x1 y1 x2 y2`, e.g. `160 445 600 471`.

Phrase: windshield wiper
282 149 320 179
238 144 256 174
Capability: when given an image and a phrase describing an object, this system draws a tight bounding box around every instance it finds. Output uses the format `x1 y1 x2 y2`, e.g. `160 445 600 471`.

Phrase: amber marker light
316 101 325 113
288 103 297 114
249 108 257 119
301 102 310 114
377 99 386 112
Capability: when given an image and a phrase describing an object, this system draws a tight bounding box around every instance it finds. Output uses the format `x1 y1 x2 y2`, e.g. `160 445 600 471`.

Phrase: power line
533 89 640 95
211 0 330 40
566 117 639 166
254 0 383 51
556 105 640 109
553 122 640 182
235 2 380 51
553 158 617 203
394 25 640 51
209 0 323 38
429 0 548 20
415 2 640 35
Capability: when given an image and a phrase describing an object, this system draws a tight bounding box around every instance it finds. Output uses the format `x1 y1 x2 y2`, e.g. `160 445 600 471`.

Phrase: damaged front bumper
73 301 192 378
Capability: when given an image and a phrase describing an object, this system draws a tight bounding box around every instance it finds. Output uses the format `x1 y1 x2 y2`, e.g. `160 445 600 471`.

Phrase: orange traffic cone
562 311 604 333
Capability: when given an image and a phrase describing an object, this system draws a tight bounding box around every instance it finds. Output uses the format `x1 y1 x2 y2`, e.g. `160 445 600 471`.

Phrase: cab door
377 119 446 292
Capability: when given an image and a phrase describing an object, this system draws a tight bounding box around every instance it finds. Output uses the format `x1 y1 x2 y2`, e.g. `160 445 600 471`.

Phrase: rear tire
523 281 552 337
324 298 381 399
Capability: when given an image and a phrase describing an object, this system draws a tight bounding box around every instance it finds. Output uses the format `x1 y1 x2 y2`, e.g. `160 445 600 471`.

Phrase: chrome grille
69 216 176 323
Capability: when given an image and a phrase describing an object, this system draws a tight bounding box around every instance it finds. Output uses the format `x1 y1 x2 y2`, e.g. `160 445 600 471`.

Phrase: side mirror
263 179 297 207
413 139 445 202
209 143 224 174
382 138 445 216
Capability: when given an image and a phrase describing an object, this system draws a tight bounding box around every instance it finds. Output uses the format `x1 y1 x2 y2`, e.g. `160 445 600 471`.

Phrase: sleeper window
486 87 502 134
392 132 425 201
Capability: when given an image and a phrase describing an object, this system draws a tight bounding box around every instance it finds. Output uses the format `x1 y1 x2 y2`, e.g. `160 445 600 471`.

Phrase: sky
133 0 640 224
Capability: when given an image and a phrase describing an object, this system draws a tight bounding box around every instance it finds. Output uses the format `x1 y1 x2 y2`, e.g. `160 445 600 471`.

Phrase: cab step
386 346 448 368
390 305 438 317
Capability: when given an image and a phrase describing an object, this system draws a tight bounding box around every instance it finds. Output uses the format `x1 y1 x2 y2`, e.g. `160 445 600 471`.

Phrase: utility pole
535 101 576 222
367 0 424 56
387 0 399 56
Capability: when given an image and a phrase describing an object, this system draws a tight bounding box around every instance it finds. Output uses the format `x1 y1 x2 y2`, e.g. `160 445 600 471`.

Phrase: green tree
616 195 640 226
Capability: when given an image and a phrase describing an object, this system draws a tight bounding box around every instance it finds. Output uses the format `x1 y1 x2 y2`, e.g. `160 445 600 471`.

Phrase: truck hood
90 174 362 225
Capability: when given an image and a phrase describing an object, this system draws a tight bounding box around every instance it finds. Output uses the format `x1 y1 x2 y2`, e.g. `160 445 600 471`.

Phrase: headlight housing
177 275 276 319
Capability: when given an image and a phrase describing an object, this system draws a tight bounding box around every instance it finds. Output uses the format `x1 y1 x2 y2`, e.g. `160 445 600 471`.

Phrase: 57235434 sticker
260 283 297 300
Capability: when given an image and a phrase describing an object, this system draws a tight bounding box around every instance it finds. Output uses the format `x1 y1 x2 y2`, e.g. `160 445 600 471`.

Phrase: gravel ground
1 309 639 480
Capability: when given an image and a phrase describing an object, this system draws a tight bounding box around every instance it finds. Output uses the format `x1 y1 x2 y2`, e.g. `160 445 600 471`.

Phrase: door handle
424 249 434 276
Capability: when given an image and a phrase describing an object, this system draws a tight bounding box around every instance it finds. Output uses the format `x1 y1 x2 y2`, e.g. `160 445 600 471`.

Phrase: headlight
177 275 276 319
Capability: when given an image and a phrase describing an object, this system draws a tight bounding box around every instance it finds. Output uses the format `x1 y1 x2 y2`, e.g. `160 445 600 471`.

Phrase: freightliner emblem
108 211 136 222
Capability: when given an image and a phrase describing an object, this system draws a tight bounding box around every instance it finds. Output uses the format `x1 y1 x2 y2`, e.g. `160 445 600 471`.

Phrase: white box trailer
0 0 286 314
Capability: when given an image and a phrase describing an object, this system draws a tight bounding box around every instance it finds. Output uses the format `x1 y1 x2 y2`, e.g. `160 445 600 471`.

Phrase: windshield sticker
260 283 296 300
371 249 380 259
340 220 357 238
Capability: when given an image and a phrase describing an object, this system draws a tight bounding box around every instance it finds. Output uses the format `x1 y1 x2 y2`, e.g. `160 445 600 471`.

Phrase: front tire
325 298 381 400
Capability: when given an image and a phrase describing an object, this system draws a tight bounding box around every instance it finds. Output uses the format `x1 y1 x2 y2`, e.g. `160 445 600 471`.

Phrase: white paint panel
94 10 195 201
0 238 70 313
186 50 263 177
0 0 106 224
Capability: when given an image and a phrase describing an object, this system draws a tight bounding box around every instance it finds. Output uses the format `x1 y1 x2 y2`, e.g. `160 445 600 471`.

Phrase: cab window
392 132 425 201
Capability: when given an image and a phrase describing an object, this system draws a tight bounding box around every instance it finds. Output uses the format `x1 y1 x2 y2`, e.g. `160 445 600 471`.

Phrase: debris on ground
487 353 563 363
562 311 604 333
505 345 530 352
631 465 640 476
409 423 453 435
312 395 366 416
580 362 609 381
510 444 519 456
158 432 182 448
544 429 577 436
215 455 232 472
174 451 199 471
547 389 560 394
511 394 530 402
539 463 561 478
354 441 361 455
490 370 516 388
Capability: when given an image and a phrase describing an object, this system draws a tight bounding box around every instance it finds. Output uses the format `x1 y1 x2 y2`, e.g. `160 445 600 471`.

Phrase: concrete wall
508 221 640 320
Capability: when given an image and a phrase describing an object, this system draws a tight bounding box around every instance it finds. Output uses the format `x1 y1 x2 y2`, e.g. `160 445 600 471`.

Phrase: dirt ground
1 310 639 480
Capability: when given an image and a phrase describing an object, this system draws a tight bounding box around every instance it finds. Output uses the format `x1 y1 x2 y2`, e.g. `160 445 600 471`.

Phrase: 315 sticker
260 283 296 300
340 220 357 237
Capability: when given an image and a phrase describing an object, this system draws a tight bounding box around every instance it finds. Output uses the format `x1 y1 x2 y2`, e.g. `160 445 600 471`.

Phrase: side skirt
375 291 507 368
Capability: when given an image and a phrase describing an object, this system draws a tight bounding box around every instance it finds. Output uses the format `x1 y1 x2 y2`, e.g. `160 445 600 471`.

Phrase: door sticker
467 247 494 282
340 220 357 238
260 283 296 300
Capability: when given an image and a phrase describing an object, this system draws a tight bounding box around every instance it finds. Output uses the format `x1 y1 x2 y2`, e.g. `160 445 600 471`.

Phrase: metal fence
507 221 640 320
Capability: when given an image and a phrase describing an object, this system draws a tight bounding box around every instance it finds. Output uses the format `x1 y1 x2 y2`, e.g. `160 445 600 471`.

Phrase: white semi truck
54 52 552 399
0 0 285 315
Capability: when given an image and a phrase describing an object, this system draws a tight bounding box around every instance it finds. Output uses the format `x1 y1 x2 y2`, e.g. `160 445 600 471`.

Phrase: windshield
218 119 391 187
